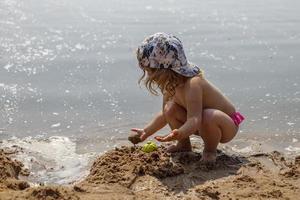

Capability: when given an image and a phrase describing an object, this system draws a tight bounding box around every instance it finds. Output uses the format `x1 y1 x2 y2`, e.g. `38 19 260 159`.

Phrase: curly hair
137 65 189 96
136 48 203 96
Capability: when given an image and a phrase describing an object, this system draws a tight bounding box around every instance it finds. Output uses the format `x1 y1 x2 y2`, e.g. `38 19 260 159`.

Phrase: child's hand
131 128 148 142
154 129 180 142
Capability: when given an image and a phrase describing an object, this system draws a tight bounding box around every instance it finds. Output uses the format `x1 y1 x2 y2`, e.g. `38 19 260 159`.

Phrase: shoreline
0 144 299 200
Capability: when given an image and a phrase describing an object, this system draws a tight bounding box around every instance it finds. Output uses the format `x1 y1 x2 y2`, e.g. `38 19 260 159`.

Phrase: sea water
0 0 299 184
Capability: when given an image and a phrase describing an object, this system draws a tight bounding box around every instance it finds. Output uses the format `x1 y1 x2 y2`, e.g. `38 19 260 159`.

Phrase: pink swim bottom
230 112 245 126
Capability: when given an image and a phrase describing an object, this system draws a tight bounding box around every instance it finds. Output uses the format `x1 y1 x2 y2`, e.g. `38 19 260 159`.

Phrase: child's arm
144 110 167 137
131 93 170 141
177 78 202 139
155 78 203 142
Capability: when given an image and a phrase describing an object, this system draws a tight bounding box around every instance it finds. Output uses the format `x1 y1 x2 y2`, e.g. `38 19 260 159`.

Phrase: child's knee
220 128 238 143
163 102 175 118
163 102 183 119
220 134 235 143
201 109 218 130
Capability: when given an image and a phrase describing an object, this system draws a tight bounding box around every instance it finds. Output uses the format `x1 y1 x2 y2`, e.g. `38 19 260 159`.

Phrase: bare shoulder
181 76 205 102
184 76 206 90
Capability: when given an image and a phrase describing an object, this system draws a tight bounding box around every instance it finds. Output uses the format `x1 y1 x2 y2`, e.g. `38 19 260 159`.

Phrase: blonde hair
138 66 189 96
136 49 204 96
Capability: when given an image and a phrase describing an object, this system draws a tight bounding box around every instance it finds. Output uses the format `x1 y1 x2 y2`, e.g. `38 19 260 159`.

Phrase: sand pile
0 149 30 191
128 147 245 198
189 151 300 200
24 186 80 200
83 146 184 187
0 145 299 200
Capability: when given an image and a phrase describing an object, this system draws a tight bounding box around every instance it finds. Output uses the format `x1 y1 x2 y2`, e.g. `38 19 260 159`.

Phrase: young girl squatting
131 33 244 163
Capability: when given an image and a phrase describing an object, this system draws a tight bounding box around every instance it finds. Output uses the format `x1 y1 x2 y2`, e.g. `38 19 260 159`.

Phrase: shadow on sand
158 150 248 194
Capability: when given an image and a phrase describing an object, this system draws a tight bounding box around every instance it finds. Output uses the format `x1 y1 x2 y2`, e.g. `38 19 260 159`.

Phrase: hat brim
171 62 201 77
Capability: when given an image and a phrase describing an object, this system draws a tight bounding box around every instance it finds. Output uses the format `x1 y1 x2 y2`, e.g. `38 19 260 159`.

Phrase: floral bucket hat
136 32 201 77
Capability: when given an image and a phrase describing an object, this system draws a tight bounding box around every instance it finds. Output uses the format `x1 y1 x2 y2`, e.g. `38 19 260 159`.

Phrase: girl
131 33 244 163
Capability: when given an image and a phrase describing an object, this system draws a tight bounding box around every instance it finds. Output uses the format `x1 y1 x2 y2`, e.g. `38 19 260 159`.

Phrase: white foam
285 145 300 153
231 146 253 153
0 136 95 184
292 138 298 143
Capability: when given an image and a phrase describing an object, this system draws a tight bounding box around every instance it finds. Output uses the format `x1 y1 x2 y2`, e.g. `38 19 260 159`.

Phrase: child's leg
163 101 191 152
200 109 238 162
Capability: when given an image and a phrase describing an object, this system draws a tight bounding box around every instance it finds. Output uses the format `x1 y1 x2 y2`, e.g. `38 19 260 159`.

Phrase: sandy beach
1 0 299 199
1 0 300 190
0 143 299 200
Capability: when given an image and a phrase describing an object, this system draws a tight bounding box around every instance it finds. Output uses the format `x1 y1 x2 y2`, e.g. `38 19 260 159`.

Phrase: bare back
172 76 236 117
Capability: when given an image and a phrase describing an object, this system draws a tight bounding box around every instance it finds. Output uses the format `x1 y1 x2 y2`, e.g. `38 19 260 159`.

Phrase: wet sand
0 144 299 200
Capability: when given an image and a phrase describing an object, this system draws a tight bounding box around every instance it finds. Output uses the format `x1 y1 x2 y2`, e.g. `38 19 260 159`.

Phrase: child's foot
200 151 217 164
167 141 192 153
